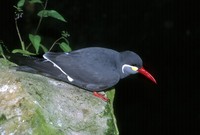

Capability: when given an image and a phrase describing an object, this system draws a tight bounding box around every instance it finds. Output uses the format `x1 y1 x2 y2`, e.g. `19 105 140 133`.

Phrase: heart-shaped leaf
29 34 41 54
37 10 67 22
59 42 71 52
17 0 25 8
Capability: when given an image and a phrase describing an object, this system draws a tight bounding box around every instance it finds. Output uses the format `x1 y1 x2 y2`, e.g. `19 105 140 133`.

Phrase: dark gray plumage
7 47 156 92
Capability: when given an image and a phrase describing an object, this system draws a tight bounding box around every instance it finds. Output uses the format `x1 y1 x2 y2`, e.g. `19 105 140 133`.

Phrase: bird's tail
7 53 42 66
3 53 46 73
2 53 69 82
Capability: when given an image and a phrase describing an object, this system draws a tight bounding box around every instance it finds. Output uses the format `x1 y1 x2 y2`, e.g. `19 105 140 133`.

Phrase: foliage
12 0 71 56
37 10 67 22
0 41 8 59
106 89 119 135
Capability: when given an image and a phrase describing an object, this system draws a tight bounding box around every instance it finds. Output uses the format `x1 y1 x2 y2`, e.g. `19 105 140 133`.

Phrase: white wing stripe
43 55 74 82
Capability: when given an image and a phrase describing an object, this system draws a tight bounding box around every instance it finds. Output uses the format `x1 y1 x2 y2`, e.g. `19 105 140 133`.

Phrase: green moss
0 58 16 67
31 109 64 135
105 89 119 135
0 114 7 124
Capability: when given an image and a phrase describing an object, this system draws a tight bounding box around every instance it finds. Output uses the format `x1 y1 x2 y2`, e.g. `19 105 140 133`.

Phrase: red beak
138 67 157 84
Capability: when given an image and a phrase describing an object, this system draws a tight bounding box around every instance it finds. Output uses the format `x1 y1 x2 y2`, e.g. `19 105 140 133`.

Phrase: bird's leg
93 92 109 102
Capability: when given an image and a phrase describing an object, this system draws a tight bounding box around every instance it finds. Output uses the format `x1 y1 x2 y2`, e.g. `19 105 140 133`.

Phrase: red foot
93 92 109 102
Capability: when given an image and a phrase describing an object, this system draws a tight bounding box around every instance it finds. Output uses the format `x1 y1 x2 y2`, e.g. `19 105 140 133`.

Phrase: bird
6 47 156 101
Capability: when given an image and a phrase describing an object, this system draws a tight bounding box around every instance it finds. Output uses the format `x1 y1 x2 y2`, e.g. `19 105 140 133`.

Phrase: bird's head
120 51 157 84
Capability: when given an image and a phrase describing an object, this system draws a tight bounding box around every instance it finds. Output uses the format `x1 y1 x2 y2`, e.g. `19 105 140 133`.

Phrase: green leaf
28 0 43 4
0 44 3 55
17 0 25 8
29 34 41 54
37 10 67 22
40 44 48 53
0 44 6 59
62 38 69 45
59 42 71 52
106 89 115 104
106 89 119 135
12 49 36 55
0 41 10 59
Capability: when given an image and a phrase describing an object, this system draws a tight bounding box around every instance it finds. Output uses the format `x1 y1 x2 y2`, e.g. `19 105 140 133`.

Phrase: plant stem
49 37 63 51
34 0 48 34
27 0 49 51
15 20 25 51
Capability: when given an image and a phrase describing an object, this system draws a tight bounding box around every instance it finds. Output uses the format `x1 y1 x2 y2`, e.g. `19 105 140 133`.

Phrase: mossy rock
0 59 119 135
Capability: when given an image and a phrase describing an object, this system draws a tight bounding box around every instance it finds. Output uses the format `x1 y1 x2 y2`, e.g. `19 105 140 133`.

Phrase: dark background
0 0 199 135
